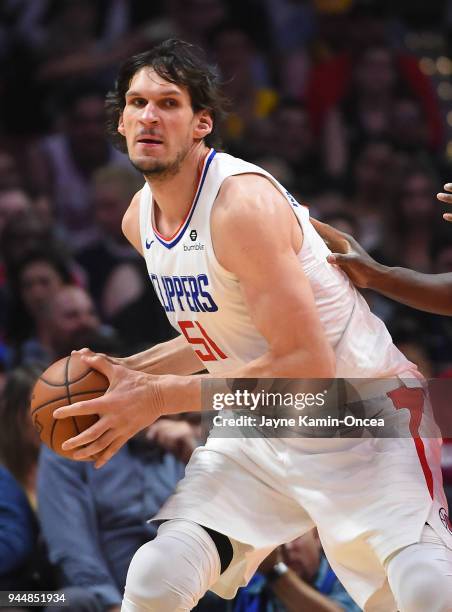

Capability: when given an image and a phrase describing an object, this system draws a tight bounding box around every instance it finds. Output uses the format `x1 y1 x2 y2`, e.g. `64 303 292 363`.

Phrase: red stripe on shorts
387 386 434 499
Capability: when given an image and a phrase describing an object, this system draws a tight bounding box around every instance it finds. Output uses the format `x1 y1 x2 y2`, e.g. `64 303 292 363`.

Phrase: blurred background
0 1 452 610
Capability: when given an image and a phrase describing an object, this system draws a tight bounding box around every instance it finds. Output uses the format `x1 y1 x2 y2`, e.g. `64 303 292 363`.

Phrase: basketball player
54 40 452 611
310 185 452 316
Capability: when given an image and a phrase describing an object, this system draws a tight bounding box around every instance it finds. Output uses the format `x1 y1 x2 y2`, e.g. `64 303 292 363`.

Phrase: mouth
136 137 163 146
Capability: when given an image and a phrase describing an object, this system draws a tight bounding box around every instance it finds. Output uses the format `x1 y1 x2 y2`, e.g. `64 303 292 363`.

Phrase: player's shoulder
122 188 144 255
122 188 142 224
215 172 284 220
219 172 273 199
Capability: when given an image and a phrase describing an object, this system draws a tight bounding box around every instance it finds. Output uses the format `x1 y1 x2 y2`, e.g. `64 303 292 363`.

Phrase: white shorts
152 391 452 610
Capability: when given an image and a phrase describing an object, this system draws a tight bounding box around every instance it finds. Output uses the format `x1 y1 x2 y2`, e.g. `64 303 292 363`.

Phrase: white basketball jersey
139 149 416 379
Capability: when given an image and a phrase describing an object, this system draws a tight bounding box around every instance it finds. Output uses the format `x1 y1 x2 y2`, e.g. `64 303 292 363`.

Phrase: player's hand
146 418 198 464
437 183 452 222
71 347 133 369
310 218 381 288
53 353 165 468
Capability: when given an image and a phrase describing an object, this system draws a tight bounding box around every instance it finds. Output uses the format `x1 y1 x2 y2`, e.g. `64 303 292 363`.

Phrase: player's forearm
159 347 335 417
270 571 342 612
367 266 452 316
125 335 204 375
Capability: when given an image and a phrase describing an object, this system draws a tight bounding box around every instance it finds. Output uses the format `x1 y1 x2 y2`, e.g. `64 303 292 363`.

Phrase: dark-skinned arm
310 216 452 316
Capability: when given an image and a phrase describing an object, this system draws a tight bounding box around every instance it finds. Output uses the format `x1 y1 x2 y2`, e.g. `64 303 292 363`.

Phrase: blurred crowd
1 1 452 610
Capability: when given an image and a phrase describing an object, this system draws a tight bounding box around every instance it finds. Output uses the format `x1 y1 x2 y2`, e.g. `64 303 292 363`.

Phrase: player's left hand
437 183 452 222
53 354 165 468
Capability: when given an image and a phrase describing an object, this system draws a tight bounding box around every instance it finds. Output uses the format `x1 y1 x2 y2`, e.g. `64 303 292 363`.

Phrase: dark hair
0 364 45 487
6 246 74 348
14 248 73 287
106 39 228 151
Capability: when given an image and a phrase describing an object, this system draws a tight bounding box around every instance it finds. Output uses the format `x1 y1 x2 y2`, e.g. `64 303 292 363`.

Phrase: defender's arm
311 218 452 316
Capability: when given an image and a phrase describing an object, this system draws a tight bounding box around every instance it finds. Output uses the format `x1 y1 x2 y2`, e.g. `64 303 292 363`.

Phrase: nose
139 102 159 125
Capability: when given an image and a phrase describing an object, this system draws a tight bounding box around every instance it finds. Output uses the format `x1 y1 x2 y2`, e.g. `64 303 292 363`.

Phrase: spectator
0 188 31 238
348 139 397 255
391 166 441 272
35 285 120 365
5 248 73 366
167 0 227 51
305 34 443 151
28 89 131 248
0 364 43 502
213 23 278 146
0 209 77 352
74 164 176 351
75 164 144 317
37 423 224 611
234 528 361 611
0 365 55 593
270 99 324 197
0 151 23 191
0 465 38 591
0 210 57 275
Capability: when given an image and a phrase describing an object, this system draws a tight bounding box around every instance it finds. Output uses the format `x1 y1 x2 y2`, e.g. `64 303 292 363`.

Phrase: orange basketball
30 353 108 458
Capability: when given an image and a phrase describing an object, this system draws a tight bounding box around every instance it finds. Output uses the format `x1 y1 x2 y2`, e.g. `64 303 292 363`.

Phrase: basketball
30 353 108 459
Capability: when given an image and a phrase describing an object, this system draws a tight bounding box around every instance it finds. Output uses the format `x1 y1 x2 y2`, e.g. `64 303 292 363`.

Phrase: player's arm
311 218 452 316
55 175 335 466
206 174 336 380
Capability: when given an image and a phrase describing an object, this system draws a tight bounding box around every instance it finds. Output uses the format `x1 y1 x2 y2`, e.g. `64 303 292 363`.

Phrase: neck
148 142 210 234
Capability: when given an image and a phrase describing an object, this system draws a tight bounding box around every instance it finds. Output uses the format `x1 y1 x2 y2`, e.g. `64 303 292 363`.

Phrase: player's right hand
437 183 452 222
310 218 382 289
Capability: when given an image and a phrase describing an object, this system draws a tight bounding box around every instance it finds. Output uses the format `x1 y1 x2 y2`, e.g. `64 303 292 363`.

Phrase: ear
118 113 125 137
193 110 213 141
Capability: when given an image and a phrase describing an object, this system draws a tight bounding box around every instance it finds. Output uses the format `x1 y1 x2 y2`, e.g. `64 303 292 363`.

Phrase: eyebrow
125 89 183 99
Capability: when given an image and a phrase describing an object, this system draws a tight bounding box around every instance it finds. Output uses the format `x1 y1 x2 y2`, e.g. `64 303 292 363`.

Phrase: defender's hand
310 218 381 288
437 183 452 222
53 354 165 468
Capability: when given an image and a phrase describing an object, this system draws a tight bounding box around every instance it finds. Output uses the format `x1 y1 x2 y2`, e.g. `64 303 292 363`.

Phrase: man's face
0 189 30 235
20 261 64 320
49 287 100 357
118 68 204 178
